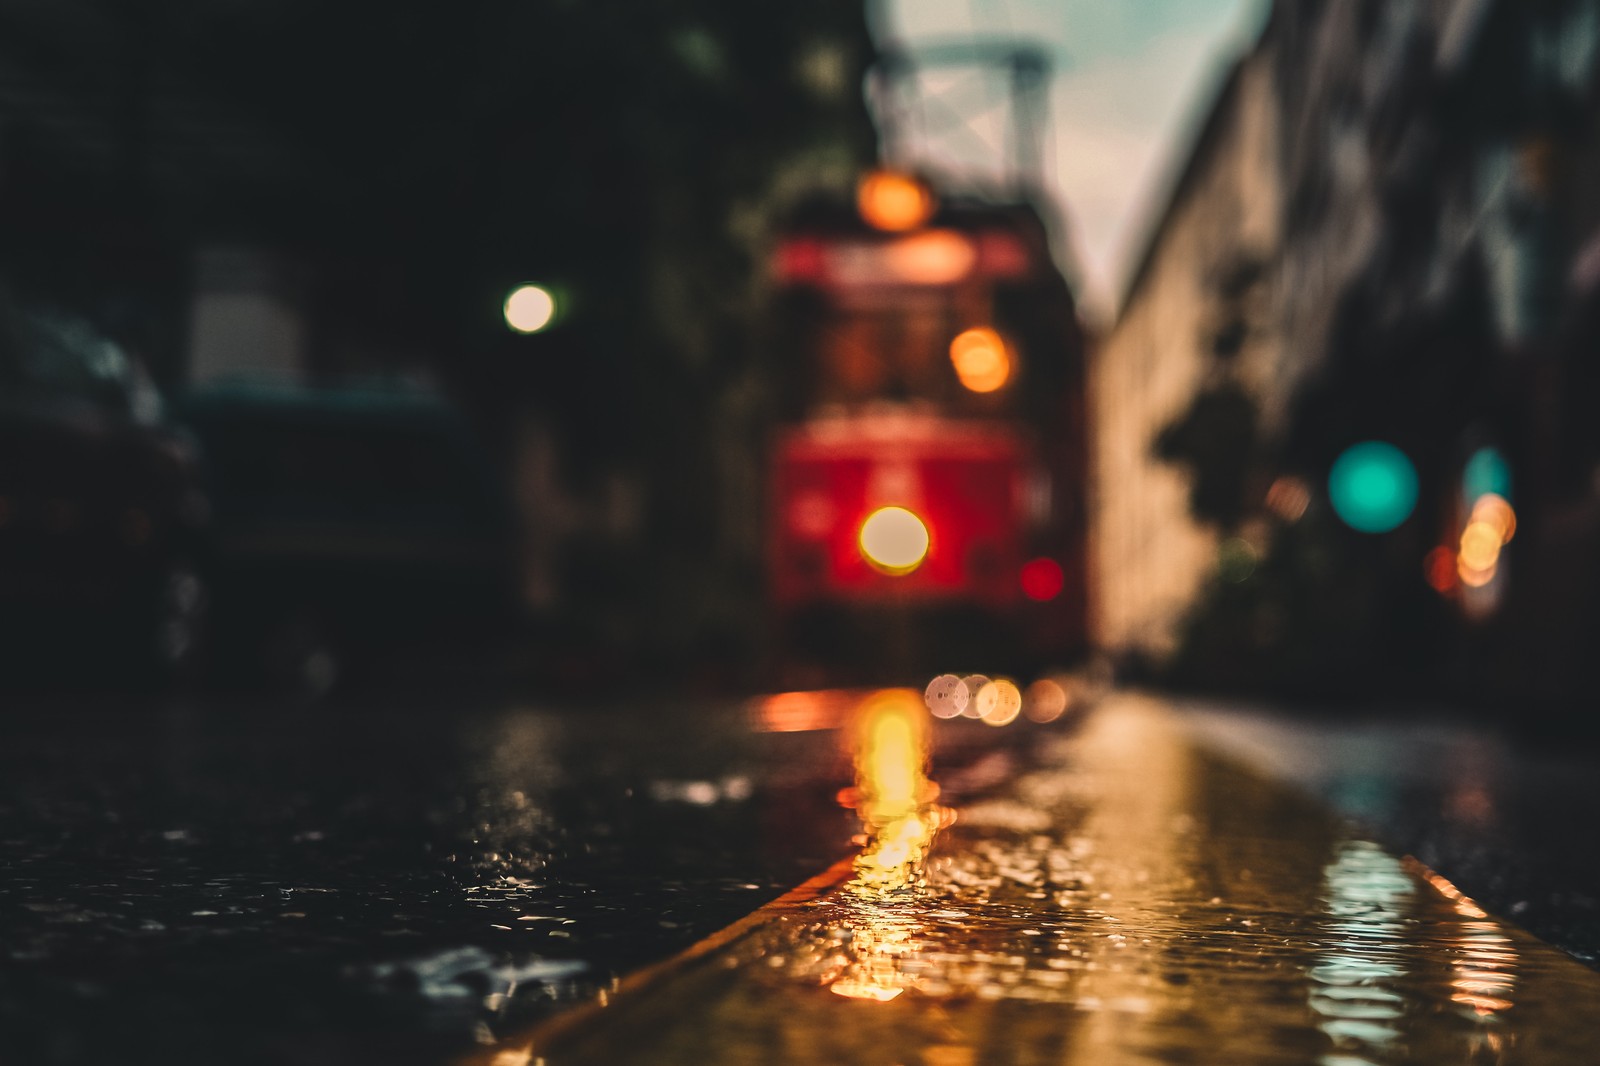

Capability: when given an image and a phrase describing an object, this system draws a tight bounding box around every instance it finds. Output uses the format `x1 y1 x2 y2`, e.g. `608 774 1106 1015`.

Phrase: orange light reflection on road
828 911 917 1002
1416 866 1488 921
844 690 950 894
748 690 859 733
831 689 950 1003
1408 861 1518 1017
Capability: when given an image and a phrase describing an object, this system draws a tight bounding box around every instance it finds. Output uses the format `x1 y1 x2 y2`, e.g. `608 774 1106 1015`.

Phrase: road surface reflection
534 694 1600 1065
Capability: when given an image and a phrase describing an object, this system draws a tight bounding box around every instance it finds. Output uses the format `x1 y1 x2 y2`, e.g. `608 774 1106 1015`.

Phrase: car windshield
0 300 160 422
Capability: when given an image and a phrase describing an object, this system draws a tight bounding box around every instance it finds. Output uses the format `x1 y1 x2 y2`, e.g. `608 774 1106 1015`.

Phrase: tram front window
816 306 1009 409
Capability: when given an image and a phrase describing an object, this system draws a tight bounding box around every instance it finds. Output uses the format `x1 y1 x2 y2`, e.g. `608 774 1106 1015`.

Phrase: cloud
1050 25 1246 316
872 0 1265 320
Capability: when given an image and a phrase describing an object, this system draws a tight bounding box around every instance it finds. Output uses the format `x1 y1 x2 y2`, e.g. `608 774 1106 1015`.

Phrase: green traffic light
1328 441 1417 533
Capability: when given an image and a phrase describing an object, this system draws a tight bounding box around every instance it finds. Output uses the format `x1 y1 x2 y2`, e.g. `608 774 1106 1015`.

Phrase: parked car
0 298 210 683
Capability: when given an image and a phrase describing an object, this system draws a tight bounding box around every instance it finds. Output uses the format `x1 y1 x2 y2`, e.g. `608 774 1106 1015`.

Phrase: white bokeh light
503 284 557 334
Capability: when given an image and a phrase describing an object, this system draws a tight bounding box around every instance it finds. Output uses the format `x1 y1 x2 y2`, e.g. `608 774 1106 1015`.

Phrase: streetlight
503 284 556 334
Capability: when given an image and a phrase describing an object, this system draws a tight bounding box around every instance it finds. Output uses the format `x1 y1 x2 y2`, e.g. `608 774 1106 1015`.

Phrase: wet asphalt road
0 689 873 1065
520 694 1600 1066
1178 701 1600 968
4 687 1600 1065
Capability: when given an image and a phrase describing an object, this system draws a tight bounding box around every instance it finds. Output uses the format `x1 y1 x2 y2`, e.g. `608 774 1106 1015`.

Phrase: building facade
1091 0 1600 709
1089 41 1281 658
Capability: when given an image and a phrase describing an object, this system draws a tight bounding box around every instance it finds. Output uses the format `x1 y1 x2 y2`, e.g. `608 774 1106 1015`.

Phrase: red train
765 172 1088 674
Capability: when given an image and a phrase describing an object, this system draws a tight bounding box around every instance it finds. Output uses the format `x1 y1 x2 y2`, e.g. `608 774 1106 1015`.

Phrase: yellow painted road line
459 856 860 1066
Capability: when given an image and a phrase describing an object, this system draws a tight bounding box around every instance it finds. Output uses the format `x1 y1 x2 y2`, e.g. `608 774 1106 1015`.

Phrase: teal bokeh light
1328 441 1418 533
1462 446 1512 503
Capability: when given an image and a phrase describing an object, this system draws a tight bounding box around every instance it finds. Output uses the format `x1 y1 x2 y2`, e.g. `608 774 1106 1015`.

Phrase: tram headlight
859 506 930 575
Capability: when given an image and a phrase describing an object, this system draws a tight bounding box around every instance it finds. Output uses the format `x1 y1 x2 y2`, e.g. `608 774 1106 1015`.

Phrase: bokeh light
846 689 946 896
1470 493 1516 544
1458 556 1497 589
1218 537 1260 583
957 675 991 718
1424 545 1457 594
858 506 930 575
750 690 858 733
948 327 1012 393
857 170 934 231
975 679 1022 726
503 284 556 333
1265 475 1311 522
1462 447 1512 503
1019 557 1063 601
1458 521 1503 572
884 231 976 285
1455 493 1516 592
923 673 968 719
858 698 921 821
1328 441 1417 533
1023 678 1070 723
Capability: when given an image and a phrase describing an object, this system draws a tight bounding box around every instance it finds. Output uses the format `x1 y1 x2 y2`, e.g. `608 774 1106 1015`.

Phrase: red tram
765 172 1088 673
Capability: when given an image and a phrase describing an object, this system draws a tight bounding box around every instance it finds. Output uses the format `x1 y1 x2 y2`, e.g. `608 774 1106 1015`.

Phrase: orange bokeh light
1458 557 1497 588
846 689 945 894
1023 678 1070 723
949 327 1012 393
882 230 976 285
1469 493 1516 543
1451 494 1516 595
975 679 1022 726
857 171 934 231
1458 520 1503 572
